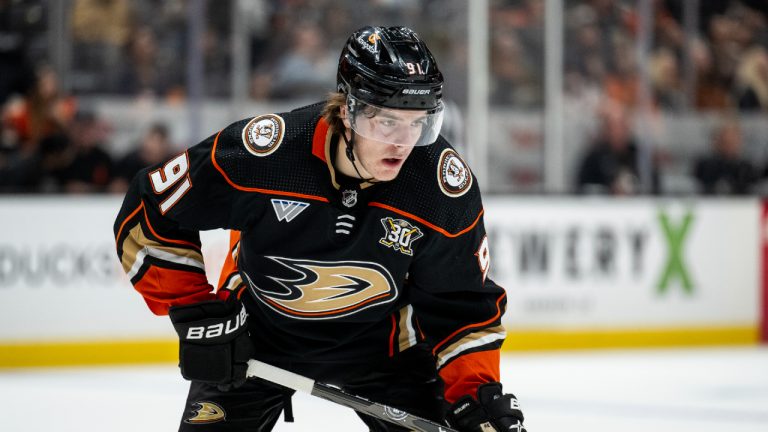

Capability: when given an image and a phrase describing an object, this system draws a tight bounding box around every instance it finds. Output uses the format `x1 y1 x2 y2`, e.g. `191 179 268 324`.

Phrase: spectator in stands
71 0 133 92
692 118 759 195
649 47 686 110
201 26 231 98
0 116 41 192
269 23 337 100
110 122 174 193
603 36 640 109
707 13 742 92
490 29 539 107
131 0 187 100
691 37 733 110
734 45 768 111
576 99 659 195
564 5 607 88
0 65 75 192
117 25 174 98
0 0 36 106
2 65 75 153
59 110 114 193
652 0 686 56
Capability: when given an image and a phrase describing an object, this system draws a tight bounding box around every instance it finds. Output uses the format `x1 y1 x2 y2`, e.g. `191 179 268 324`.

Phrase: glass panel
487 0 545 194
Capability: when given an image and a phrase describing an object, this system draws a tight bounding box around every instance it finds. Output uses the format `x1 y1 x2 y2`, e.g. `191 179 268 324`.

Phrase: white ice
2 346 767 432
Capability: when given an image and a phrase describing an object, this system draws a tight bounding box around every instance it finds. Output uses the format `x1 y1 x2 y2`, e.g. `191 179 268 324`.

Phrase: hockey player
114 26 527 432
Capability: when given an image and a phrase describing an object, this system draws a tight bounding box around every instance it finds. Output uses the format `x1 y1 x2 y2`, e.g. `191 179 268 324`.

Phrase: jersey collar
312 117 376 191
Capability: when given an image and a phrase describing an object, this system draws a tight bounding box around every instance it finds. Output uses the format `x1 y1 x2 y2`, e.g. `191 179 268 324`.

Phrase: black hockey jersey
114 102 507 402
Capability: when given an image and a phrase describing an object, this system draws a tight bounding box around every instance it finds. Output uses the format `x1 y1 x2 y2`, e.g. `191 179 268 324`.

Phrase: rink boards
0 196 764 367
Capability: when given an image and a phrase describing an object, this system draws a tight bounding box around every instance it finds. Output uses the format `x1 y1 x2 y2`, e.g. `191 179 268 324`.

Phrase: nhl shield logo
242 114 285 157
379 217 423 256
341 189 358 208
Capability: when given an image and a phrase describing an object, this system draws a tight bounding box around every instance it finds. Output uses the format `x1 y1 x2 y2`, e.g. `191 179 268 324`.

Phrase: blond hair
736 46 768 110
321 92 347 134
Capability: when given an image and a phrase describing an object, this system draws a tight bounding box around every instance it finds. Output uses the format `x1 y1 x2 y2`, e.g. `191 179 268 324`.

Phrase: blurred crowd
492 0 768 195
0 0 767 195
493 0 768 112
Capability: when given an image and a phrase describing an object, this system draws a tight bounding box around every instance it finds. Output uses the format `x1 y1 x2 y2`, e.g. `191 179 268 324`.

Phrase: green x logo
657 210 694 295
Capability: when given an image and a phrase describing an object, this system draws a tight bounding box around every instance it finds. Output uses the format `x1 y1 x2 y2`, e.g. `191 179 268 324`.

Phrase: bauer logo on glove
185 304 249 340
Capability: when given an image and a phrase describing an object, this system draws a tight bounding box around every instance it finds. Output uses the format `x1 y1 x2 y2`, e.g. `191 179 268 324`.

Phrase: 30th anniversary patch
379 217 423 256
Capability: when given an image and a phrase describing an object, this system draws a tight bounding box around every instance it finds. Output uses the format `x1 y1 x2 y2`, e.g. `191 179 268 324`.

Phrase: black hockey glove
169 296 255 391
446 382 527 432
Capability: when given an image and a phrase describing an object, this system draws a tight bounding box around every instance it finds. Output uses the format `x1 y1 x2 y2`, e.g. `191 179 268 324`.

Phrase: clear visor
346 94 444 147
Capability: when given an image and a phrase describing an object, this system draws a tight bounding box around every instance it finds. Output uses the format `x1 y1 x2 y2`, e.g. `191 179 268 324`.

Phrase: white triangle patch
271 199 309 222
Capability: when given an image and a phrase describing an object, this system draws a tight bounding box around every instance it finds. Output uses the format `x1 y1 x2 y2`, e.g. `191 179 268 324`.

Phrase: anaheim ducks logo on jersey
437 148 472 197
185 401 226 424
379 217 423 256
242 114 285 157
243 257 397 320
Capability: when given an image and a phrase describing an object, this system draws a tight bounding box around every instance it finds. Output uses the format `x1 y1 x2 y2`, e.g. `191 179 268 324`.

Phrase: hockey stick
246 359 458 432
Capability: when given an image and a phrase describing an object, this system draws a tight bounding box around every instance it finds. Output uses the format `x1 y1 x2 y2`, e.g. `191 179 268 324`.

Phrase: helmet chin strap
341 129 376 182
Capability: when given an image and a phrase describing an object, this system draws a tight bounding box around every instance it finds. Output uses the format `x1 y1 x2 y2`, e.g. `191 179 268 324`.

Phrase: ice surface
2 347 767 431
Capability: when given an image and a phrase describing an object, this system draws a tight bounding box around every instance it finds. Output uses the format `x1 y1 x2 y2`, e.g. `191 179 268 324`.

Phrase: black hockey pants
177 344 446 431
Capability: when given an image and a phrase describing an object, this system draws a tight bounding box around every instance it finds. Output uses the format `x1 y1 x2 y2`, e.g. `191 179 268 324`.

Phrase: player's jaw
358 141 413 181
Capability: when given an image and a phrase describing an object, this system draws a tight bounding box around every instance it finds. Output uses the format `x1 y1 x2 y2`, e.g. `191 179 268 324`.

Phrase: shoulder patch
241 114 285 157
437 148 472 197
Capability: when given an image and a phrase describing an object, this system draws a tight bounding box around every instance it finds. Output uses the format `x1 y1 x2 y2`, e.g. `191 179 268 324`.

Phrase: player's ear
339 105 352 129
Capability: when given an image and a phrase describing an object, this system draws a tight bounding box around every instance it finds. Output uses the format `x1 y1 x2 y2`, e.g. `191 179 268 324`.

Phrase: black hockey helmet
338 26 444 110
338 26 444 146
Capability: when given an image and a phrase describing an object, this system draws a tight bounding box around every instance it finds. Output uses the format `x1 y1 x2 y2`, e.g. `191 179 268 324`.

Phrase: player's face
352 108 429 148
345 94 444 149
353 131 415 181
340 105 424 181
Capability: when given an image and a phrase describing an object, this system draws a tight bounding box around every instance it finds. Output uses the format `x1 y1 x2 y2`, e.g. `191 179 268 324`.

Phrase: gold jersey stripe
121 223 205 278
397 305 418 352
436 325 507 368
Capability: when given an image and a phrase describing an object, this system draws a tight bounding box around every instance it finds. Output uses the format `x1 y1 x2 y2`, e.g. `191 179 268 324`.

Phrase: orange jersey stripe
141 201 200 250
432 292 506 355
368 202 483 238
439 349 501 403
388 313 397 357
115 202 144 249
217 230 242 289
312 117 330 161
134 266 215 315
210 129 330 203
